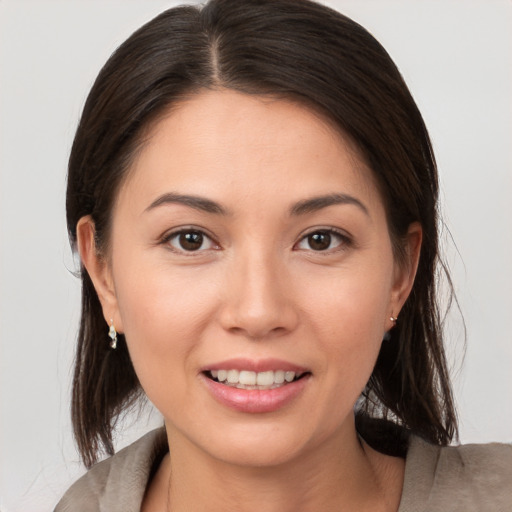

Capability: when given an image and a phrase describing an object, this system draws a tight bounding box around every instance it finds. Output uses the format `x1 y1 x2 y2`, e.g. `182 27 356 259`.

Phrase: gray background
1 1 511 510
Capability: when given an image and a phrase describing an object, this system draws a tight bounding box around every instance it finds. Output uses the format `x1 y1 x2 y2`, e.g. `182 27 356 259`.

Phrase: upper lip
201 358 309 374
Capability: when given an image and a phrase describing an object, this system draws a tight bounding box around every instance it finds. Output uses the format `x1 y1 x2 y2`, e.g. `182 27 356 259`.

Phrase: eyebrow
144 191 368 217
144 192 229 215
290 193 369 217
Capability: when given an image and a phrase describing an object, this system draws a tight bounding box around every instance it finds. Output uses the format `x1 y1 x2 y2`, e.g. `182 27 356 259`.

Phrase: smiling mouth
204 369 309 390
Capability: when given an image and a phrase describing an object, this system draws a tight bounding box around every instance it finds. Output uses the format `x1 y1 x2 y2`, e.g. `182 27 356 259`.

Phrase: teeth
274 370 285 384
239 370 257 385
285 371 295 383
209 369 302 388
227 370 239 383
256 371 273 386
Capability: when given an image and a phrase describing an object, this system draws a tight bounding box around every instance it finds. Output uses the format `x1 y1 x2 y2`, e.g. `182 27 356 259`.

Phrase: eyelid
160 226 221 253
294 227 353 252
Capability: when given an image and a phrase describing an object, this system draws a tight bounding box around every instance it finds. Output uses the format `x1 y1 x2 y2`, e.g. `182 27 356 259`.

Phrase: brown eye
296 229 350 252
179 232 203 251
308 232 332 251
167 230 216 252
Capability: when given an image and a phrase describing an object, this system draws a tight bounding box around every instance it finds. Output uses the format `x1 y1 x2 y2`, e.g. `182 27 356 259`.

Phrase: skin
78 89 422 511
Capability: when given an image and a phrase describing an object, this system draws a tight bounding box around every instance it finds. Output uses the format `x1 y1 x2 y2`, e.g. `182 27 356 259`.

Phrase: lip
200 358 309 374
200 358 311 414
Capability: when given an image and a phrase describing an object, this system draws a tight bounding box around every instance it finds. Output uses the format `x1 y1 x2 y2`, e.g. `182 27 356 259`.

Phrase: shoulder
54 428 168 512
438 441 512 478
400 436 512 511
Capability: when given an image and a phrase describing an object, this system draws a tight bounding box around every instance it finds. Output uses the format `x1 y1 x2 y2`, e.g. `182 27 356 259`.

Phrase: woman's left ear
390 222 422 317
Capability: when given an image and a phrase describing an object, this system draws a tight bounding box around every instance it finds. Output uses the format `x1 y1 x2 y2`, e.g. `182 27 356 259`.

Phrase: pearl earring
108 319 117 349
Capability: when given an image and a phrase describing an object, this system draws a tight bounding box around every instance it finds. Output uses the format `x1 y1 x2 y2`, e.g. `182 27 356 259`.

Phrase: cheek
300 262 393 384
111 254 220 396
115 251 216 332
304 263 392 339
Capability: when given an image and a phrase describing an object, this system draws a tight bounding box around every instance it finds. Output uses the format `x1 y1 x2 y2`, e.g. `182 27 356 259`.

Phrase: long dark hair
66 0 458 468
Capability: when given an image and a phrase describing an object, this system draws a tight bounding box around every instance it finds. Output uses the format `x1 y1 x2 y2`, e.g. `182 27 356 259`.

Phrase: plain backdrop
0 1 511 510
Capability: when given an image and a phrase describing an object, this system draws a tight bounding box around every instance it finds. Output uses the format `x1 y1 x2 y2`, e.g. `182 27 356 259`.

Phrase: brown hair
66 0 457 467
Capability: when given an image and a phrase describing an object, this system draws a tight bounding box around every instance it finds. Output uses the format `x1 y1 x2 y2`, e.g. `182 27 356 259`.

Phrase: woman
55 0 511 510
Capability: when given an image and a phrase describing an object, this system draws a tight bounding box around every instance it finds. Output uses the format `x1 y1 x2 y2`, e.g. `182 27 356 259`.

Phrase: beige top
54 428 512 511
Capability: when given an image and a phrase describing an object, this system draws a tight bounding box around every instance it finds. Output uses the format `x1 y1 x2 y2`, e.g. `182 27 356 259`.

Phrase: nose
218 250 299 340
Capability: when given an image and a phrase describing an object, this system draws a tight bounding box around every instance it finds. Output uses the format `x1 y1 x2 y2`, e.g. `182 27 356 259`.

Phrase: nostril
226 325 292 341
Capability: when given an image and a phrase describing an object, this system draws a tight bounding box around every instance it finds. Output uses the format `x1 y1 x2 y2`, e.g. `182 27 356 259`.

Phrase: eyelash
294 228 353 254
160 227 220 254
160 227 352 255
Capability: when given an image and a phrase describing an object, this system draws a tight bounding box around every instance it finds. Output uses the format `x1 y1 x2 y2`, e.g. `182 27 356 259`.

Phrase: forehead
119 89 382 214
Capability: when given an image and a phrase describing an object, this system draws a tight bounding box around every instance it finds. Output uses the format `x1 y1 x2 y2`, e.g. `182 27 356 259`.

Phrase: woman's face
82 89 419 467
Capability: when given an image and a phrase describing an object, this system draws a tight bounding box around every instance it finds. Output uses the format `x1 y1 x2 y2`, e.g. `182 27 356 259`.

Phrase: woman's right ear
76 216 119 323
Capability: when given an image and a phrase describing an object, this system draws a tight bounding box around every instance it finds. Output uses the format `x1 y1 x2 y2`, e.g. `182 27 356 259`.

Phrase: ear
76 216 123 332
388 222 422 329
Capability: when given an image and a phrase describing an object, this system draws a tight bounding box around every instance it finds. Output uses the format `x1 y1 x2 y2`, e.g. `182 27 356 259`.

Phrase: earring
383 315 398 341
108 319 117 349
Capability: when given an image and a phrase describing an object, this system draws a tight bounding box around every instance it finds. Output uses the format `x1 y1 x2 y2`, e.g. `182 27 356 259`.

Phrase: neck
158 420 401 512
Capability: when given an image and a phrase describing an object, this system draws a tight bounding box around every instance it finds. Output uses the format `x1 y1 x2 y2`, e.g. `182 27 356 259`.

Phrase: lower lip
201 374 310 413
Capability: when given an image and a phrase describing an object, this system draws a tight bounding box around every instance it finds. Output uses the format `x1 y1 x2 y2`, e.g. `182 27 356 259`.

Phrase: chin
189 416 340 470
210 435 307 468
